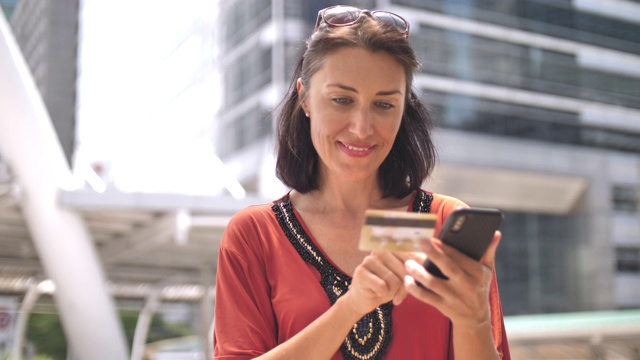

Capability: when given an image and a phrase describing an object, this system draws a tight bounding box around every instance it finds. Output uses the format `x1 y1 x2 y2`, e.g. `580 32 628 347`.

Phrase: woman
213 5 510 359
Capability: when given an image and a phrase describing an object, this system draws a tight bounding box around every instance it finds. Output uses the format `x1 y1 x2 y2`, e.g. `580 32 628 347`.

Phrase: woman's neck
291 174 410 215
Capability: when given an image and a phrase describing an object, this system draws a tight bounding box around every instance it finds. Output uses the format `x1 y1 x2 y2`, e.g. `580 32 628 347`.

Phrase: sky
72 0 245 197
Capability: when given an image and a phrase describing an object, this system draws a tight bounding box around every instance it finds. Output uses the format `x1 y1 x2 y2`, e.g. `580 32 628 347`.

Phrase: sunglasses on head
314 5 410 39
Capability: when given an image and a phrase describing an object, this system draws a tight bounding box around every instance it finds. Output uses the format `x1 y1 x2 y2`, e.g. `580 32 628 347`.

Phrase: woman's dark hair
275 16 437 198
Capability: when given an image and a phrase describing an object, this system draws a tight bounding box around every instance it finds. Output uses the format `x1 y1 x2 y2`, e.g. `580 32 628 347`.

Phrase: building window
616 247 640 273
495 211 584 315
612 185 639 213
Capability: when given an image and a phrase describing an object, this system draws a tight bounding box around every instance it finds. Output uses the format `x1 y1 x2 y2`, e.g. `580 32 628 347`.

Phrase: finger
480 231 502 269
352 265 390 298
428 237 495 281
404 259 443 293
394 250 426 264
404 259 427 283
403 273 441 306
391 251 421 263
361 254 405 293
373 251 411 281
418 239 465 281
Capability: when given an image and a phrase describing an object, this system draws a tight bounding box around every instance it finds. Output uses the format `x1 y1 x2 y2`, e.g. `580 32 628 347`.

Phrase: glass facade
9 0 79 166
224 0 271 49
413 27 640 110
223 46 272 108
497 211 584 314
397 0 640 314
222 106 272 152
397 0 640 55
617 247 640 273
424 90 640 153
0 0 18 19
409 15 640 154
613 185 639 213
217 0 640 314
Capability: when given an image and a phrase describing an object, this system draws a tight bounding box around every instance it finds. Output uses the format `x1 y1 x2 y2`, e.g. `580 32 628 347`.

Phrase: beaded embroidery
272 190 433 360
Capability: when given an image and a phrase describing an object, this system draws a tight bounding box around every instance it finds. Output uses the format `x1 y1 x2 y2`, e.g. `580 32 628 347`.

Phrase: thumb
392 286 408 305
480 230 502 270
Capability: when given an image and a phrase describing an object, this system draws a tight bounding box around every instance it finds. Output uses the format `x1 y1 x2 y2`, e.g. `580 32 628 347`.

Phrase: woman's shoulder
219 199 283 257
222 193 291 243
227 193 288 226
229 202 276 225
420 189 468 215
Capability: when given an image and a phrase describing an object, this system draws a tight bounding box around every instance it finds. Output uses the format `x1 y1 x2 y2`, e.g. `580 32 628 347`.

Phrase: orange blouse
213 190 510 359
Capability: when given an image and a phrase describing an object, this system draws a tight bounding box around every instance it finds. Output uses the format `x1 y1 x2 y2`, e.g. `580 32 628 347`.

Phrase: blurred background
0 0 639 359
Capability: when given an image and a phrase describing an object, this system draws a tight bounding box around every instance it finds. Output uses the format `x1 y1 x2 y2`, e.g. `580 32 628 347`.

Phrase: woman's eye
376 101 394 110
332 97 351 105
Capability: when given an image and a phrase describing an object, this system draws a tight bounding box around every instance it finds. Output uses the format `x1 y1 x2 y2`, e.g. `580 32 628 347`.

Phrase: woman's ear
296 78 308 115
296 77 304 94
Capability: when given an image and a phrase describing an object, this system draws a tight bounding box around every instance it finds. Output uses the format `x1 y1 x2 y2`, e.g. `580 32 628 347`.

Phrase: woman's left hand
403 231 501 329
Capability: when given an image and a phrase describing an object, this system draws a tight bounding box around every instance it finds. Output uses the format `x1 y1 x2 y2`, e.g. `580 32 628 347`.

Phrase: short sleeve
490 271 511 359
213 208 278 359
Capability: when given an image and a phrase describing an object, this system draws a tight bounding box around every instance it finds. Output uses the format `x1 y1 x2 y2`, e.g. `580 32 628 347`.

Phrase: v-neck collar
271 189 433 360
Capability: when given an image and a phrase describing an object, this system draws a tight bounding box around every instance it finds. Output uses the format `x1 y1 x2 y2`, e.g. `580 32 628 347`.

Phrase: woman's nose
350 106 373 138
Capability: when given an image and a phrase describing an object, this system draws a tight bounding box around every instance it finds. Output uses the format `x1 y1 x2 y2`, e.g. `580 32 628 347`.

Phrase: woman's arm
255 249 410 359
215 231 410 360
253 295 362 360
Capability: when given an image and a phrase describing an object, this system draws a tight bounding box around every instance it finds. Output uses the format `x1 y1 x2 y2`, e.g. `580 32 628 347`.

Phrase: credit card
359 210 436 252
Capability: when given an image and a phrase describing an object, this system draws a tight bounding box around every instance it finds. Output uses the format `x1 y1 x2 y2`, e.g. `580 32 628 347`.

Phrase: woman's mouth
339 142 375 157
345 144 368 151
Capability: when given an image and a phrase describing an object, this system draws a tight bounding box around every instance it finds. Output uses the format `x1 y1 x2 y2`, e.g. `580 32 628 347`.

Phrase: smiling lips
339 141 375 157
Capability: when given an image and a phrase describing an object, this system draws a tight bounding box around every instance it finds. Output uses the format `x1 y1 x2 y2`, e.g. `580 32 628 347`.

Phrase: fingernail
405 259 416 268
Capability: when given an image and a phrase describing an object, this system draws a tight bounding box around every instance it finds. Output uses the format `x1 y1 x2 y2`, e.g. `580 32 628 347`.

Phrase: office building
0 0 18 19
8 0 78 166
216 0 640 314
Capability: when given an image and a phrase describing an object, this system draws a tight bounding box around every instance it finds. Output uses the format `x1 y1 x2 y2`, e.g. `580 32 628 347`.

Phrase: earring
305 113 310 118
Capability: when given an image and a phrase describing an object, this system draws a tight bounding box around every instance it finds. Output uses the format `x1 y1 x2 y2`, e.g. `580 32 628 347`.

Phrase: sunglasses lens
316 6 409 37
323 6 360 26
373 12 408 33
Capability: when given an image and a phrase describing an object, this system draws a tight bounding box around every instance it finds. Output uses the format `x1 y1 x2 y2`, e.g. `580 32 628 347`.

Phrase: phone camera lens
451 215 466 232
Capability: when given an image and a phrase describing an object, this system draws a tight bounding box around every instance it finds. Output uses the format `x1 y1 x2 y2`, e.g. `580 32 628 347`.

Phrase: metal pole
130 289 162 360
199 267 215 358
0 10 128 360
590 334 605 360
11 283 40 360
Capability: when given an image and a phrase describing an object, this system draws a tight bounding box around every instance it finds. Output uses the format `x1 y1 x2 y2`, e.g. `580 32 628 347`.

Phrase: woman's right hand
403 232 501 327
343 251 415 315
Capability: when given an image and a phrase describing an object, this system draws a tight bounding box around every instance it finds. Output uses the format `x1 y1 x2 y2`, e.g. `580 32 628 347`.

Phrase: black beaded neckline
272 189 433 360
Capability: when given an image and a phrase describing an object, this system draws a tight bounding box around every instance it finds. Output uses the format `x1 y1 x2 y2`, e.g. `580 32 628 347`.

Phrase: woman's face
298 47 406 185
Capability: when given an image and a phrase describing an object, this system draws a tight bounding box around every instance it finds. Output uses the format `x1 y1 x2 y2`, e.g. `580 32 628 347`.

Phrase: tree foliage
24 308 192 359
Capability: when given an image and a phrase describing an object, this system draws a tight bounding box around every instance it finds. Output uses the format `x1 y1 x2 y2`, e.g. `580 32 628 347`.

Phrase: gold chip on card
359 210 436 252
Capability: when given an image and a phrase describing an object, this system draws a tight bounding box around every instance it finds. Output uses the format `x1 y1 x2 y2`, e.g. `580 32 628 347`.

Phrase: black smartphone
423 207 503 280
